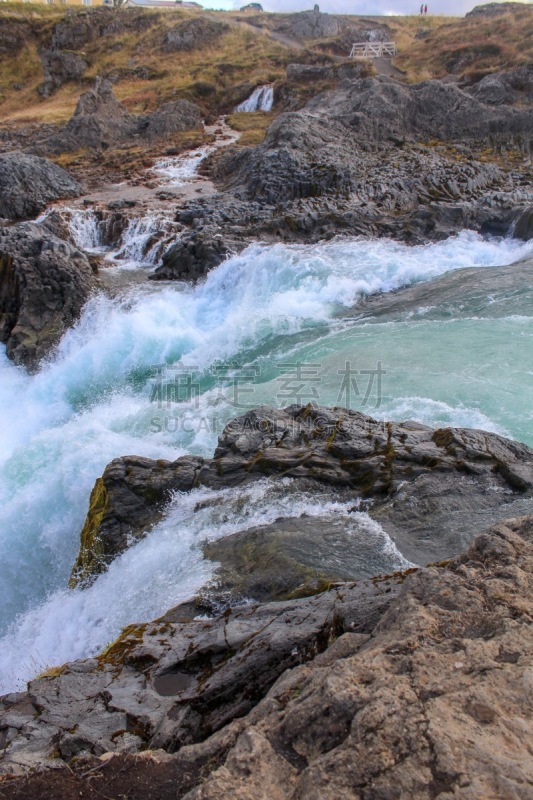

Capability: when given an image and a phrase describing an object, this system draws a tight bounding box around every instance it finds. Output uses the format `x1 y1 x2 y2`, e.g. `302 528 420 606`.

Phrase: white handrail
350 42 397 59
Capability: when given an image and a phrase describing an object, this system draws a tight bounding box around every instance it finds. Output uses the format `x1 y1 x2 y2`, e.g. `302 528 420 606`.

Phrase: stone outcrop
70 406 533 589
467 64 533 106
69 455 204 588
163 17 229 52
283 9 339 39
0 222 95 370
151 72 532 272
1 515 532 800
0 152 81 221
38 48 88 98
41 79 203 154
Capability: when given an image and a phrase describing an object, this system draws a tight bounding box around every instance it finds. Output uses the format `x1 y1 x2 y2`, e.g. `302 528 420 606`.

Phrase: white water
236 85 274 112
153 145 212 185
0 480 410 689
64 209 178 269
0 231 531 693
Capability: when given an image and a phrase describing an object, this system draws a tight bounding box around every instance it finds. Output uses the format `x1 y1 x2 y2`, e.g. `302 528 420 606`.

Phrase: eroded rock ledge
1 515 532 800
70 405 533 590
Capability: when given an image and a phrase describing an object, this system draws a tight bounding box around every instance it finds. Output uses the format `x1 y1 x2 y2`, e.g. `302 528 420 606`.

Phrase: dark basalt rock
69 455 204 588
0 222 95 370
40 79 202 154
0 152 81 221
150 229 240 282
71 405 533 589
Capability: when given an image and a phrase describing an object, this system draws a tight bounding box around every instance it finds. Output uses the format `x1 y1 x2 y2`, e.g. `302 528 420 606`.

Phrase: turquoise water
0 231 531 692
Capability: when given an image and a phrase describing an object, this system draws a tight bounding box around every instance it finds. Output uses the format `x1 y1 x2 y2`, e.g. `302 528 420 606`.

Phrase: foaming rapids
0 480 411 692
0 231 531 692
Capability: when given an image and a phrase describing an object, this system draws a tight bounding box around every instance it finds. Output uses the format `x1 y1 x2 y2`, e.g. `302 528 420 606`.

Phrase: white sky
201 0 532 17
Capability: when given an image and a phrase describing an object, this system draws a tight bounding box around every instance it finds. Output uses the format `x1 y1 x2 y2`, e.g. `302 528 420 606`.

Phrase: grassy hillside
0 3 531 132
392 7 533 82
0 5 296 126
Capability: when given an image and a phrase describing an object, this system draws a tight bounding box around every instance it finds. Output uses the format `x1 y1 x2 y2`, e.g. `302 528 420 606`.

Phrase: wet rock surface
0 153 81 221
1 515 532 800
70 406 533 588
0 222 95 370
70 455 204 588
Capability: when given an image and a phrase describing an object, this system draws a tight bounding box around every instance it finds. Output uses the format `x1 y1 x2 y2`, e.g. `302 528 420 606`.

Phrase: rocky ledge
70 405 533 595
1 514 532 799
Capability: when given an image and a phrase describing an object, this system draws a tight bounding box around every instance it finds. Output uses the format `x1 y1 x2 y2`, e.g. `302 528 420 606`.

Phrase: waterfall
235 85 274 113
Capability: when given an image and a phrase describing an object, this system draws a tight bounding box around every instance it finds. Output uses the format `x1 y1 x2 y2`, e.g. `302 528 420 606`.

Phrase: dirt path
243 21 406 79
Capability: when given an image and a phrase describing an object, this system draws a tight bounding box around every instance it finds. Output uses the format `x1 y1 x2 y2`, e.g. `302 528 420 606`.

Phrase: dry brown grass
391 8 533 81
227 110 275 145
0 5 531 128
0 8 293 125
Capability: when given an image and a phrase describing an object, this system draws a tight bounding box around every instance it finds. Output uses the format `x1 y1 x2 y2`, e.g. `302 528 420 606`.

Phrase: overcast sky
201 0 532 17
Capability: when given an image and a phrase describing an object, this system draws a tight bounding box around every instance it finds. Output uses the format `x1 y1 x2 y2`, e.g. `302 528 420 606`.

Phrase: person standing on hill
420 3 424 12
424 4 428 13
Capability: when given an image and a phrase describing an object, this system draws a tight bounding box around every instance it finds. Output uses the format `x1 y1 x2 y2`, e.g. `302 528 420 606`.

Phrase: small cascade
66 209 104 252
110 215 177 268
153 145 212 186
48 208 179 271
235 85 274 113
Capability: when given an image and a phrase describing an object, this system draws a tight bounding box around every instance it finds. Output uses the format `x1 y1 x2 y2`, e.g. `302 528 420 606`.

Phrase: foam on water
0 481 410 692
0 231 531 692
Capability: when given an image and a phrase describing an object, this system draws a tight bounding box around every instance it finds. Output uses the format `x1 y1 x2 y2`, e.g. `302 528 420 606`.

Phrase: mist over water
0 231 531 693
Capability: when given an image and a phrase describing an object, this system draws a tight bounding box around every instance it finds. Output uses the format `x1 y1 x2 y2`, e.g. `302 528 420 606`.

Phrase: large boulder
70 405 533 589
0 222 95 370
0 153 81 221
69 455 204 588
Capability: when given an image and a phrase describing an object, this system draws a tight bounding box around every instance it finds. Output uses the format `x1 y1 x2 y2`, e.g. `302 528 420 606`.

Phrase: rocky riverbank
1 5 533 796
0 512 531 799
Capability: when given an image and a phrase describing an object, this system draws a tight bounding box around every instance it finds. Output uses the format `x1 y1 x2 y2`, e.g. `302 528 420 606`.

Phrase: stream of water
1 134 532 693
